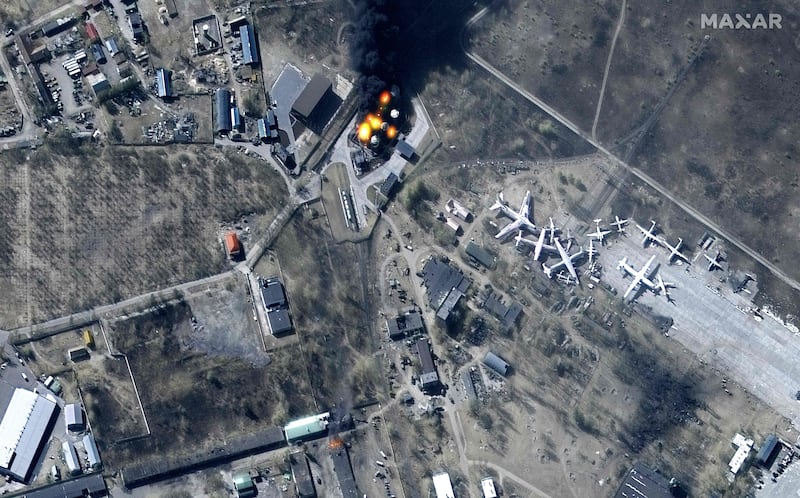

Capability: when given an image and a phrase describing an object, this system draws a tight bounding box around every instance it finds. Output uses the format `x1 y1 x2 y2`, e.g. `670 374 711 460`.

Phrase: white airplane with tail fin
587 239 598 265
635 220 661 247
617 254 657 300
542 238 583 283
515 229 556 262
704 251 724 271
660 237 690 264
587 219 611 244
656 275 676 303
490 191 536 240
610 216 629 233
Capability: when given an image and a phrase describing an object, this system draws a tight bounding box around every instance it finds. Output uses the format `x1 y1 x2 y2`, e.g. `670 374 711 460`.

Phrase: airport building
432 472 455 498
0 389 59 483
63 440 81 475
83 433 102 471
19 473 106 498
481 477 497 498
756 433 781 467
465 241 495 269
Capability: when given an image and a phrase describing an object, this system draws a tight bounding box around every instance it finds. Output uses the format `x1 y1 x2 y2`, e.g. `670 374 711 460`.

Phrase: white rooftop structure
83 433 101 470
729 433 754 474
481 477 497 498
432 472 455 498
62 440 80 475
65 403 84 432
0 389 58 482
446 199 472 221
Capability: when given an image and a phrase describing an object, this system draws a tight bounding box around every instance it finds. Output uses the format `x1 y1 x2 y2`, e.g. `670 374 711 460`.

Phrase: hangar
0 389 59 483
291 73 341 134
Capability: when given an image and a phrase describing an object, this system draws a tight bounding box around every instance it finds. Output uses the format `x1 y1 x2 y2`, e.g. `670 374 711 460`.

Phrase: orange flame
379 90 391 106
357 122 371 143
328 437 344 450
386 125 397 139
367 114 382 131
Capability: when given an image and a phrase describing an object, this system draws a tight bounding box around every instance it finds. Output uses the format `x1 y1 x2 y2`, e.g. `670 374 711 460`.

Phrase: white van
21 372 28 382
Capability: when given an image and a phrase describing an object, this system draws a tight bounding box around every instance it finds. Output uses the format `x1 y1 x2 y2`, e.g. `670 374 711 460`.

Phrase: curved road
463 6 800 293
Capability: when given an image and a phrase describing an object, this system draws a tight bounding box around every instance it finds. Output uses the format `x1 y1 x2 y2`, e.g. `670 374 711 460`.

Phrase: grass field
0 141 289 328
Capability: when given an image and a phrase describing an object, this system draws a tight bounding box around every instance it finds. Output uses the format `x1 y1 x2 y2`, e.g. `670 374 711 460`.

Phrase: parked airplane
635 220 661 247
659 237 690 264
587 239 598 265
490 191 536 239
704 251 724 271
610 216 629 233
617 254 657 300
587 219 612 244
543 217 559 244
515 229 556 262
543 238 583 283
656 275 676 303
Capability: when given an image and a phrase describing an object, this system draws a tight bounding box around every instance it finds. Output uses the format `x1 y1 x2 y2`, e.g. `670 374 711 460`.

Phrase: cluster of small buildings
260 278 293 336
479 289 523 331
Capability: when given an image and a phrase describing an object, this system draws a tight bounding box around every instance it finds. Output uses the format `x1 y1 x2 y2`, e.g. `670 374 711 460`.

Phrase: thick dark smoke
349 0 480 110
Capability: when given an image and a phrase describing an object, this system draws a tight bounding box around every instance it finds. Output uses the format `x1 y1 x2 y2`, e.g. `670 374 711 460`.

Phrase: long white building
0 389 59 482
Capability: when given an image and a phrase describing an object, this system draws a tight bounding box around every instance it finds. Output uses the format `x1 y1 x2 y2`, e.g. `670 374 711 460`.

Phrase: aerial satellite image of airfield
0 0 799 497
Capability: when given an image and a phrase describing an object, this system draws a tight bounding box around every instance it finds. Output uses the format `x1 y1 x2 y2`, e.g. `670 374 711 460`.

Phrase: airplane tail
489 192 506 211
617 257 627 271
542 263 553 278
514 230 524 247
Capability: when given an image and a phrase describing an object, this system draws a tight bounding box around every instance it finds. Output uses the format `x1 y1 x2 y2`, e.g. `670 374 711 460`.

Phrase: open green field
0 141 289 328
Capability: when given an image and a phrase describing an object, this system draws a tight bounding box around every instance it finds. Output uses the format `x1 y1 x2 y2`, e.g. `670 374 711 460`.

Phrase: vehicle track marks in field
592 0 627 141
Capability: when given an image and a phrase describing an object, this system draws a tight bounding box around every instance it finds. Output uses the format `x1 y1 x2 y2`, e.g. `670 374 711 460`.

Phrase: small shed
65 403 85 432
233 473 256 498
68 347 90 362
62 441 81 475
83 433 102 470
225 232 241 258
483 351 510 377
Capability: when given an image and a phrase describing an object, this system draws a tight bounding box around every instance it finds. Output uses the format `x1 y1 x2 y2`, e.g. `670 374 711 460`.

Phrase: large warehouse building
0 388 59 483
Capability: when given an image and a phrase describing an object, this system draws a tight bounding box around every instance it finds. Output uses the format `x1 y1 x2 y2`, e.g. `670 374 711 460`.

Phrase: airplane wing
519 190 532 219
495 219 522 239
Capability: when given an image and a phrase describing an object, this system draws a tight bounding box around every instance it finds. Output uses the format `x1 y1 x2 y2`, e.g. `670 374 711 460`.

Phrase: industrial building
481 290 523 330
756 434 781 467
0 389 60 483
68 347 90 362
291 73 340 134
17 473 106 498
233 473 256 498
62 441 81 475
156 68 171 99
330 442 358 498
83 433 102 470
395 139 417 161
481 477 497 498
432 472 455 498
289 451 315 497
214 88 232 135
224 231 241 259
483 352 510 377
386 310 424 341
613 463 675 498
421 257 470 323
415 339 441 394
65 403 85 432
465 241 495 269
284 413 329 444
239 24 259 65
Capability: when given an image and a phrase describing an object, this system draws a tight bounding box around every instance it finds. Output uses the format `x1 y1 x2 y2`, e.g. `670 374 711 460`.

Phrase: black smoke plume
350 0 401 110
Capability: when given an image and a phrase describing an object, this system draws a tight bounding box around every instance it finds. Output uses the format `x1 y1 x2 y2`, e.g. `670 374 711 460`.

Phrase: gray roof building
261 280 287 309
41 18 75 37
421 257 470 323
482 291 523 330
65 403 85 432
379 173 400 198
386 310 424 340
461 369 476 400
290 451 315 498
395 139 416 161
0 389 60 483
613 463 674 498
415 339 440 393
330 445 358 498
19 473 106 498
83 433 102 470
291 73 340 134
483 352 510 377
214 88 232 134
156 68 171 99
465 241 495 269
756 434 780 467
63 441 80 475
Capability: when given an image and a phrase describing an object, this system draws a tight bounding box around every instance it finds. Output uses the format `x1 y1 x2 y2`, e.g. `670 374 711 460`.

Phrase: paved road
463 8 800 293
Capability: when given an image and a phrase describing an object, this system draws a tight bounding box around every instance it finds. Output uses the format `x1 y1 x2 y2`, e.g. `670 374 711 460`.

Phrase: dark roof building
415 339 440 393
483 352 510 377
482 291 523 330
261 280 286 309
239 24 258 65
330 445 358 498
613 463 674 498
291 73 340 134
129 13 144 40
155 68 171 99
18 472 106 498
386 310 424 340
41 18 76 37
465 241 495 269
461 369 476 400
421 257 470 323
230 106 242 131
214 88 232 134
395 139 416 161
289 451 316 498
379 172 399 198
267 309 292 336
756 434 781 467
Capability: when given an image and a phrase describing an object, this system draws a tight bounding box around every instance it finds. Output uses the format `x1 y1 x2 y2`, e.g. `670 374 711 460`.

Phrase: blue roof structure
214 88 232 134
239 24 258 65
230 106 241 130
156 68 171 98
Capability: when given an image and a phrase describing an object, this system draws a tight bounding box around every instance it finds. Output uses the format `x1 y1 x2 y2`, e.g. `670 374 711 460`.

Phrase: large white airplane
543 217 559 244
610 216 629 233
617 254 657 300
659 237 690 264
635 220 661 247
587 219 611 244
704 251 724 271
542 238 583 283
587 239 598 265
490 191 536 240
515 229 556 262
